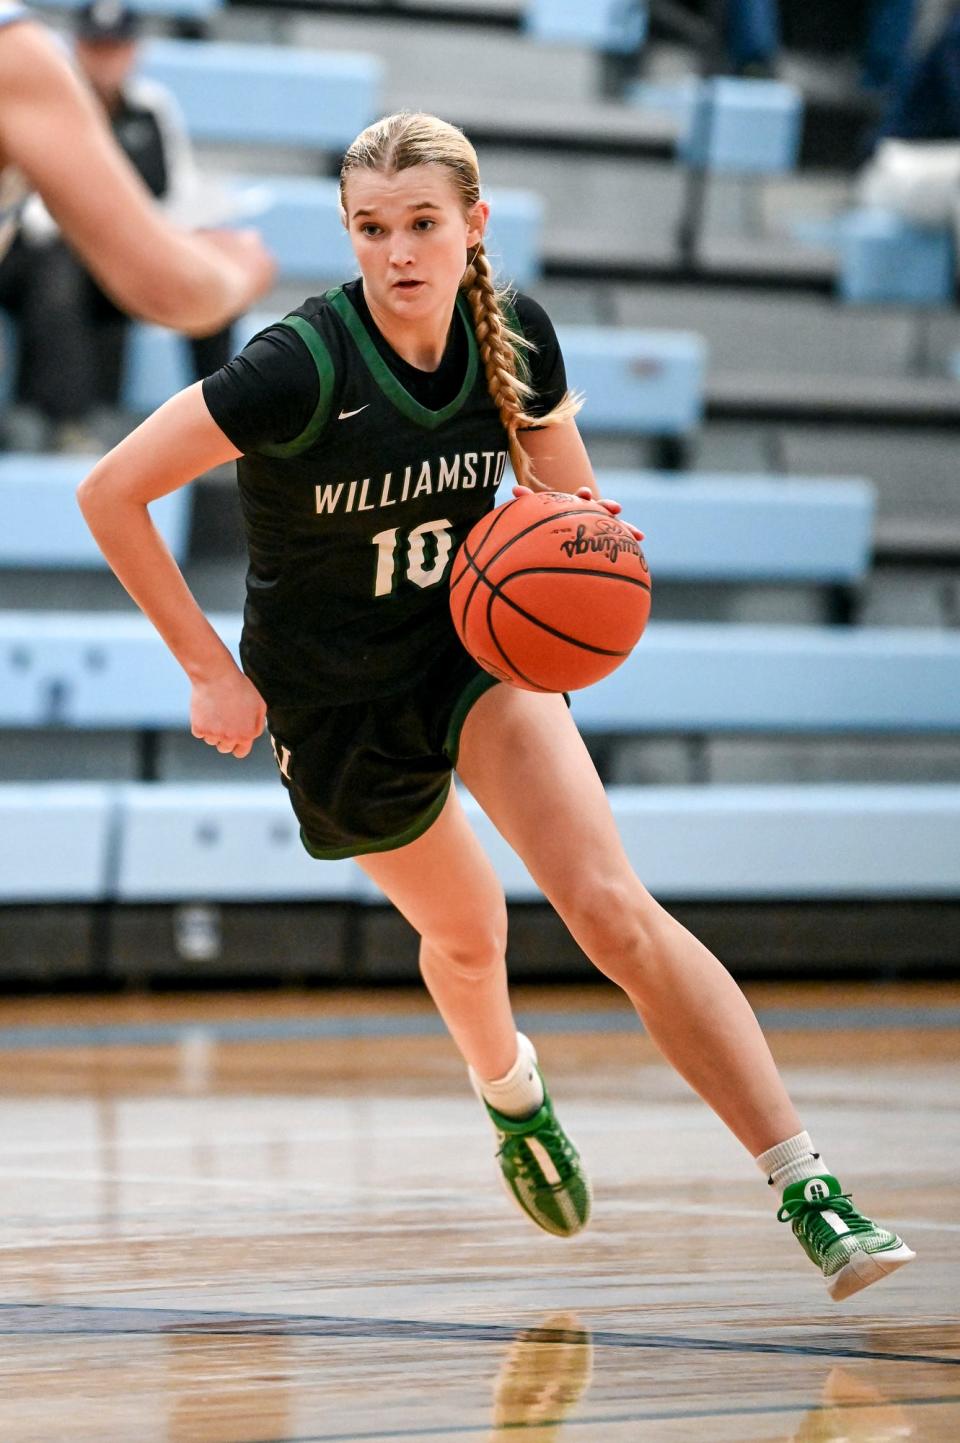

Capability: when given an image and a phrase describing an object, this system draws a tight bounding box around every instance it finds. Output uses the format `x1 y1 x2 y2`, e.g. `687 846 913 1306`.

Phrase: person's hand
195 227 277 307
190 662 267 760
574 485 644 540
512 483 644 541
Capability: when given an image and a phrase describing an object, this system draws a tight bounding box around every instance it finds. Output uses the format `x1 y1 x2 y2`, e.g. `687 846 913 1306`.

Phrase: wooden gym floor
0 979 956 1441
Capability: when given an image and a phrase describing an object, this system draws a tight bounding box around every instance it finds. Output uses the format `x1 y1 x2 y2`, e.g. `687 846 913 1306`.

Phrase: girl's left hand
511 484 644 541
574 485 645 541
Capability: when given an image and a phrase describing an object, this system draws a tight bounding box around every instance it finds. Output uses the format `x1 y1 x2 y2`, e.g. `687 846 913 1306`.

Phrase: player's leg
458 684 800 1154
456 684 914 1297
357 785 591 1237
357 783 516 1080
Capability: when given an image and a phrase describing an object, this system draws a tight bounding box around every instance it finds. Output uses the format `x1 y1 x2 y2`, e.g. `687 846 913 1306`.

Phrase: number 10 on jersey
371 519 454 597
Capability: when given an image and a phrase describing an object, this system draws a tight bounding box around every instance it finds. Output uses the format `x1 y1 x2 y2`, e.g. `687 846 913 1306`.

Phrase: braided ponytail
461 242 580 491
340 111 581 490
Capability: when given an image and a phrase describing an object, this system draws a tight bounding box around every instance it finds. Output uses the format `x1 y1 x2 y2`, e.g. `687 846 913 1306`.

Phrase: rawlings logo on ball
558 520 646 568
449 490 652 692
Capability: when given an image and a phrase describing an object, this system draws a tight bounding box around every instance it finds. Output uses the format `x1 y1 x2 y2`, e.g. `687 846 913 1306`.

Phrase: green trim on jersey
257 315 336 458
442 669 501 765
328 286 479 431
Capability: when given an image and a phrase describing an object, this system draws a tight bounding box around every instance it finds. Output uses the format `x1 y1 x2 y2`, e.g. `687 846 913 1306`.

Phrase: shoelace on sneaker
777 1192 878 1254
499 1123 579 1185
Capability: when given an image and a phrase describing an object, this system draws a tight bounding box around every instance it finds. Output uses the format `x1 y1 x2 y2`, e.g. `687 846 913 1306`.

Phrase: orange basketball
449 490 651 692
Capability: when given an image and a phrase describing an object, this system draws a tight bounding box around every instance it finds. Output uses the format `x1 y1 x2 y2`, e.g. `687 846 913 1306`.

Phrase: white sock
471 1032 544 1120
755 1131 829 1192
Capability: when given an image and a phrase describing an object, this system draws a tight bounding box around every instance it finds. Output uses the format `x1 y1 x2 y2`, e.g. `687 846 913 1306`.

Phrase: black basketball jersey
203 282 562 707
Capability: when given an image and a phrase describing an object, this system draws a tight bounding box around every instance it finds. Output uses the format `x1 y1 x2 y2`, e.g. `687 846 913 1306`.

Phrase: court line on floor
0 1005 957 1052
0 1303 957 1369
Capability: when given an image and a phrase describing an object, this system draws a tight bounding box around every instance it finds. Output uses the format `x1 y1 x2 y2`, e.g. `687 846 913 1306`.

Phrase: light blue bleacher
570 624 960 733
0 611 239 726
9 780 959 902
123 186 543 412
629 77 802 174
32 0 222 17
4 605 959 901
513 471 876 582
0 783 115 902
0 455 190 567
129 321 702 439
115 783 363 901
557 327 706 435
0 457 871 632
682 78 802 174
524 0 648 54
459 787 960 900
793 210 954 306
838 210 954 306
138 38 382 150
5 614 960 733
125 318 231 416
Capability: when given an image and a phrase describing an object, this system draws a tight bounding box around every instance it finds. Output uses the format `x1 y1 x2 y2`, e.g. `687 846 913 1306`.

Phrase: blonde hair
340 111 580 489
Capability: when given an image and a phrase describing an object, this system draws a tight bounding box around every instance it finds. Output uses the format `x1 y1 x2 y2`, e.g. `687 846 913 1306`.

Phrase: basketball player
78 111 914 1302
0 1 273 332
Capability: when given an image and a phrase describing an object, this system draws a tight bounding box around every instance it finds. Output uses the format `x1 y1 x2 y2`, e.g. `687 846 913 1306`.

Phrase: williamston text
315 450 509 516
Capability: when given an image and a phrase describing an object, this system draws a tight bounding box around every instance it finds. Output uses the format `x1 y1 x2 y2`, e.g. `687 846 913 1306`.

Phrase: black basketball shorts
266 648 500 861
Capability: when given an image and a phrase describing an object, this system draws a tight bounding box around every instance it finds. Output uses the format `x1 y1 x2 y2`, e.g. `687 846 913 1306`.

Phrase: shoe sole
827 1242 916 1302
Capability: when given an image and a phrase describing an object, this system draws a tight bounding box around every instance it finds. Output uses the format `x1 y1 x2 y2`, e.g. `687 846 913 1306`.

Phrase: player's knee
420 913 508 983
562 876 660 986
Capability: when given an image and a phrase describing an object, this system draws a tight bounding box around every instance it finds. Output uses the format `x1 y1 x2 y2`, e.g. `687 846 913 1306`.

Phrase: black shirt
204 280 566 454
202 282 568 707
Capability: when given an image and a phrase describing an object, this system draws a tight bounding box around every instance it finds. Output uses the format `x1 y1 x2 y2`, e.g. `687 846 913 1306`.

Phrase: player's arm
0 20 274 335
517 417 597 495
510 294 641 530
516 420 644 539
77 384 265 757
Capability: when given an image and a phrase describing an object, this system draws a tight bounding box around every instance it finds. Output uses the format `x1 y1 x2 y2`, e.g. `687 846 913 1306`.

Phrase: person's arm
0 20 274 335
77 384 266 757
513 293 643 536
517 418 598 495
516 418 644 539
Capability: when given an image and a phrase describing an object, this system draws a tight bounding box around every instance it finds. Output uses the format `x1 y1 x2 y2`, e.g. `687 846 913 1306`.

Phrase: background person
0 1 237 451
857 5 960 249
0 0 273 382
683 0 919 87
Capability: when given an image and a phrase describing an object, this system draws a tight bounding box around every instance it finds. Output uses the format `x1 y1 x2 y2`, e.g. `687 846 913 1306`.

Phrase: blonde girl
79 112 913 1301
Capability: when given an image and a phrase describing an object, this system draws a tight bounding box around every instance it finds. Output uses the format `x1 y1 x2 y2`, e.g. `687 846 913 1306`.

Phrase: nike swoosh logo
338 405 369 420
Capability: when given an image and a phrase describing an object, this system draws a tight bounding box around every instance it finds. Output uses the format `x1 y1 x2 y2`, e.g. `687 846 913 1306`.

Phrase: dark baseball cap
75 1 140 42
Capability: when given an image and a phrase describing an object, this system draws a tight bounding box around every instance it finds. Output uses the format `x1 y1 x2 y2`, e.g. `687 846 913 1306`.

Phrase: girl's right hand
190 664 267 759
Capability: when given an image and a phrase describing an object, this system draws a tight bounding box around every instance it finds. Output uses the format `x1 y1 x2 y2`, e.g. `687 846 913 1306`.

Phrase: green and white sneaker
778 1174 915 1302
473 1063 591 1238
